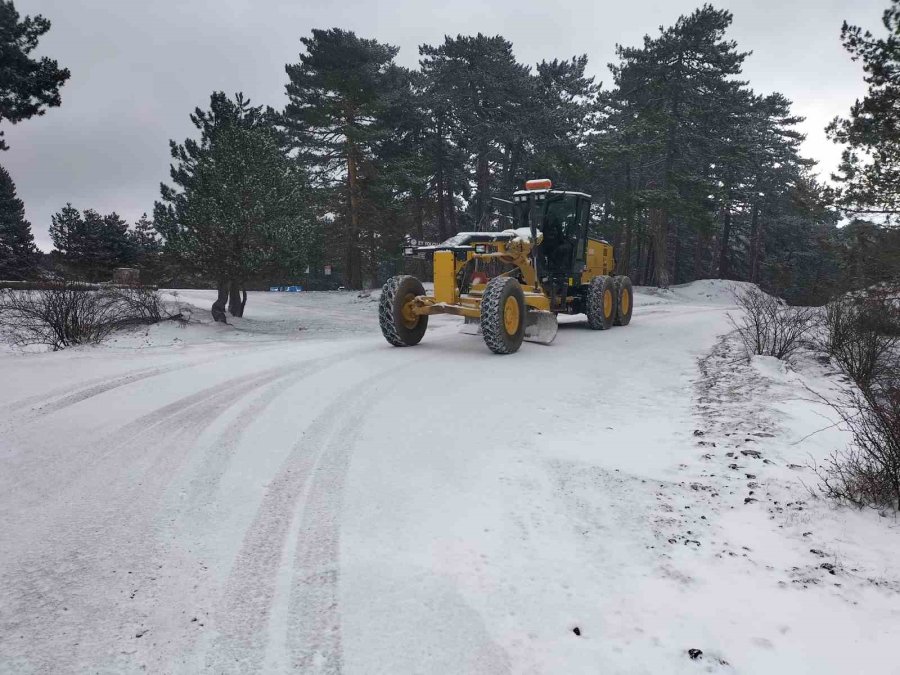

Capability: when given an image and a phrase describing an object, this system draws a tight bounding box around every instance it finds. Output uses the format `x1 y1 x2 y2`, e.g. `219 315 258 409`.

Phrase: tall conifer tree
0 165 36 279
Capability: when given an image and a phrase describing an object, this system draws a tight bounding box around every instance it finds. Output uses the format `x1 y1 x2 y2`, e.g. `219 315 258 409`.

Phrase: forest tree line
2 2 900 312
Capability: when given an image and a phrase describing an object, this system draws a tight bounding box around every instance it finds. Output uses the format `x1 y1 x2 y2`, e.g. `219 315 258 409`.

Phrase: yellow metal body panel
433 250 457 304
523 293 550 311
583 238 615 282
413 227 606 319
410 280 550 318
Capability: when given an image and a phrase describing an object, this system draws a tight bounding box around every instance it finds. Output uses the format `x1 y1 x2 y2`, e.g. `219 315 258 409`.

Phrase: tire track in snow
3 364 171 411
1 340 294 422
0 365 294 507
1 359 215 422
0 365 315 674
206 374 384 673
283 393 368 674
15 349 388 673
180 353 344 519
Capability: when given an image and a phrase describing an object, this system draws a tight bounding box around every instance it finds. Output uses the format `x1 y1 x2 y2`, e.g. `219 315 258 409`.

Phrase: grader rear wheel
379 275 428 346
614 275 634 326
586 275 616 330
481 276 526 354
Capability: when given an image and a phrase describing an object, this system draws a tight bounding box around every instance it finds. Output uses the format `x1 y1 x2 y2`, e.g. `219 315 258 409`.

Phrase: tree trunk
671 219 681 285
227 280 246 317
635 232 646 284
506 143 522 194
448 177 459 233
618 156 634 277
650 204 669 288
212 281 228 323
346 142 363 290
655 62 684 290
718 193 732 280
435 121 449 241
748 200 762 283
620 206 634 277
474 151 490 229
368 221 378 289
693 229 705 280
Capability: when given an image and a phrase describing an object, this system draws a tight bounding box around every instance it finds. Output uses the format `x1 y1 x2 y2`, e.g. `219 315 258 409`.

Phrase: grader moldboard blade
459 316 481 336
524 309 558 344
459 310 558 345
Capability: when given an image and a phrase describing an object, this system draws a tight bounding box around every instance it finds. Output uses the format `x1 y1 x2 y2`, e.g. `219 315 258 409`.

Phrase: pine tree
284 29 401 290
415 62 469 240
155 92 310 320
419 34 533 229
131 213 161 255
741 94 813 283
607 6 749 287
127 214 163 282
0 1 70 150
48 203 82 259
527 56 599 188
588 7 832 299
0 164 36 279
49 204 136 281
827 0 900 221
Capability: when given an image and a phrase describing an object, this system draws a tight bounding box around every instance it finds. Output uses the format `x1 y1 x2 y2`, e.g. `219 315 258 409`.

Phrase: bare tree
728 285 815 360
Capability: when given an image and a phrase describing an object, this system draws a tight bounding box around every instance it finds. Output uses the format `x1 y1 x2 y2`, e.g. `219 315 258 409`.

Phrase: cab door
573 196 591 271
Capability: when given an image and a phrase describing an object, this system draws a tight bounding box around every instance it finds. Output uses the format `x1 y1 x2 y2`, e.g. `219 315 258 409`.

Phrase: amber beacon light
525 178 552 190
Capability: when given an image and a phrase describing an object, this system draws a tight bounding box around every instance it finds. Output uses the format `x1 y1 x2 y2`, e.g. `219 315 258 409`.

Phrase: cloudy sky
5 0 888 250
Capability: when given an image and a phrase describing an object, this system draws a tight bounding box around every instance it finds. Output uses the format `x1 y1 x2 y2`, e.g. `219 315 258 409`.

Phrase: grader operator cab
379 179 633 354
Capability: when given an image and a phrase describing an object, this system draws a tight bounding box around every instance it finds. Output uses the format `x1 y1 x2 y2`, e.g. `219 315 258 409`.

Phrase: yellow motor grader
379 179 633 354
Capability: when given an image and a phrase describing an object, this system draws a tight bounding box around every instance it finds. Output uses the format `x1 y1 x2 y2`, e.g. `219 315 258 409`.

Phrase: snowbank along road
1 281 898 674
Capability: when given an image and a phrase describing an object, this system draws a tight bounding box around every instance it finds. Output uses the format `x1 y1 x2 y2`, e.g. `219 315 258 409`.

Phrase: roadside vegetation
729 282 900 512
814 291 900 510
0 283 172 351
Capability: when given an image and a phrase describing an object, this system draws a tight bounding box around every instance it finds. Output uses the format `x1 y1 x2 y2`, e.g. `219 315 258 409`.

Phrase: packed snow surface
1 281 898 673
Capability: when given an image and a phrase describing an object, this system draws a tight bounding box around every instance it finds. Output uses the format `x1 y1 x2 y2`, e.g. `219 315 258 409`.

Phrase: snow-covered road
1 282 898 674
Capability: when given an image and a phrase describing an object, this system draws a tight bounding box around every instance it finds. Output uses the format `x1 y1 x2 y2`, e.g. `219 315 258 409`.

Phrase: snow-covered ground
1 281 898 674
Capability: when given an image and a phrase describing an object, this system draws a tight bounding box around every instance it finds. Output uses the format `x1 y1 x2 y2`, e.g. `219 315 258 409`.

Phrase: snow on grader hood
380 180 634 354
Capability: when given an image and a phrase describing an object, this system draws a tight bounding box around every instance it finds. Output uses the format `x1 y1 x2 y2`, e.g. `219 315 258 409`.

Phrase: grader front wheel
481 276 526 354
379 275 428 346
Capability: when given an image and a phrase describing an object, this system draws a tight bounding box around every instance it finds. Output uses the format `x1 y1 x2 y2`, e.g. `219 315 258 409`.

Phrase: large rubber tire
379 275 428 346
614 275 634 326
481 276 526 354
586 275 616 330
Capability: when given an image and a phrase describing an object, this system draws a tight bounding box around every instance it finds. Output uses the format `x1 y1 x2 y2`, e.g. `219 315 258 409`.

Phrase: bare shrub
813 287 900 510
819 296 899 392
0 284 120 349
107 285 165 325
0 283 169 350
814 386 900 510
728 285 815 360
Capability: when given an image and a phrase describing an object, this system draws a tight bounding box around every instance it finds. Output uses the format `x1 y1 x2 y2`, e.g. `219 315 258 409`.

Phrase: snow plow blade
460 316 482 335
523 310 557 345
460 311 556 344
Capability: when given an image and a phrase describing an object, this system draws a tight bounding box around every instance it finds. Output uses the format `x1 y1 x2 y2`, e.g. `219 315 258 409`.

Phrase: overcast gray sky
5 0 887 250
